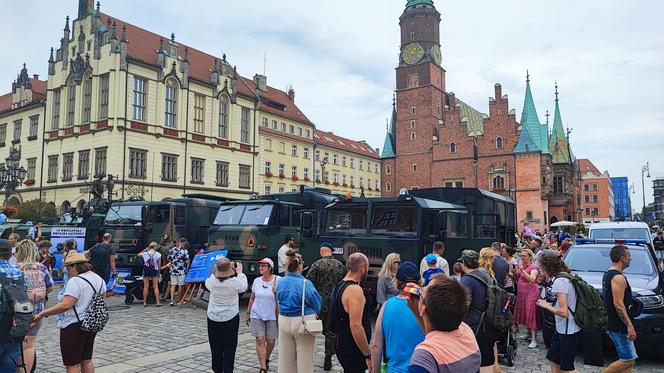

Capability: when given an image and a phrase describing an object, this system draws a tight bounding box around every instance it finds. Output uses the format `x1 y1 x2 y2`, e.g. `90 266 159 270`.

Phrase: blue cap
320 242 334 250
396 261 420 283
425 253 438 264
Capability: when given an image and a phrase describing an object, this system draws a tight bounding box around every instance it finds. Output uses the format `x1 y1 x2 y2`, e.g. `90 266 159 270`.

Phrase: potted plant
304 177 311 182
23 179 35 186
279 173 285 179
265 171 273 178
292 176 299 181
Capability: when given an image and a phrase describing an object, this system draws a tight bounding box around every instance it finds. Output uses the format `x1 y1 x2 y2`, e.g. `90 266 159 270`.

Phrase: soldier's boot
323 355 332 371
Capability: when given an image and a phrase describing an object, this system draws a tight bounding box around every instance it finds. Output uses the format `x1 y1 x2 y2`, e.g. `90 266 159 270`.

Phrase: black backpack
0 273 34 342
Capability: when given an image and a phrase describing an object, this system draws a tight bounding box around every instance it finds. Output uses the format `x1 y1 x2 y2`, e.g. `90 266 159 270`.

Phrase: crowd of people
0 226 648 373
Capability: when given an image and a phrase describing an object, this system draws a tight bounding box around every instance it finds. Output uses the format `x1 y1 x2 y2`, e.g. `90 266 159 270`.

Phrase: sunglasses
394 261 401 264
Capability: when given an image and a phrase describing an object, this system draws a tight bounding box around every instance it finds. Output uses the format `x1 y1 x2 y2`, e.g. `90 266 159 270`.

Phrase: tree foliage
14 199 58 223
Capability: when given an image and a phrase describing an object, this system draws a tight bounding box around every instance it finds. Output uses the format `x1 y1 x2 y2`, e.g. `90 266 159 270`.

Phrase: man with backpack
86 233 116 284
0 238 28 371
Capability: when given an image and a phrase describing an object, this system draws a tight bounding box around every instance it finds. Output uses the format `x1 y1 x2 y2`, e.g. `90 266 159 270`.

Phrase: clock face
430 45 442 65
402 43 425 65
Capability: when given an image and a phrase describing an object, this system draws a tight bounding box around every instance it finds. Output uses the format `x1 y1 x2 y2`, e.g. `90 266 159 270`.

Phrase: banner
185 250 229 284
50 226 86 254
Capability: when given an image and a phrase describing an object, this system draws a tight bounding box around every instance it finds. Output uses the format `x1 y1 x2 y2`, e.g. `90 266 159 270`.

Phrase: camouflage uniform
307 255 346 359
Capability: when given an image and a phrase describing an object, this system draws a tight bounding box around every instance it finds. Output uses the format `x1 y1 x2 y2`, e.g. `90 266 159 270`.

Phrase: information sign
184 250 229 284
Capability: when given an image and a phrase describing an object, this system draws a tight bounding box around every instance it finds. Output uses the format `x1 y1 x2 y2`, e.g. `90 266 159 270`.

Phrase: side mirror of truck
302 212 314 238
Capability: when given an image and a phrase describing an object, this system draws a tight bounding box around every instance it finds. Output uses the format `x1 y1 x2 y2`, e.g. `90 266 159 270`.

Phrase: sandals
259 369 267 373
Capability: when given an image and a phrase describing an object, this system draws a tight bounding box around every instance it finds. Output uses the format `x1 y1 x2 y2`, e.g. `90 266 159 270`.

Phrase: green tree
14 199 58 223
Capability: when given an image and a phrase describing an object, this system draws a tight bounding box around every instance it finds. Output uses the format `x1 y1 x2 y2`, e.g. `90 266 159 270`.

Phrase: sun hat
396 261 420 283
214 256 236 278
63 252 89 266
258 258 274 268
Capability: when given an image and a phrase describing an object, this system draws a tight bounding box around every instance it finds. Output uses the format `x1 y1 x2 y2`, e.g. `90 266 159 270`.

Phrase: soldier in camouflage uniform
306 241 347 371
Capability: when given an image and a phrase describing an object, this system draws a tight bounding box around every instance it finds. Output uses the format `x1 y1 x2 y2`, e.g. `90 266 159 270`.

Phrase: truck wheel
125 295 134 305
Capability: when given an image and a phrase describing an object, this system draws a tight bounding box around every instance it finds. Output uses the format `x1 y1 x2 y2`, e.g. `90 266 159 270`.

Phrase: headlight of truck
637 294 664 309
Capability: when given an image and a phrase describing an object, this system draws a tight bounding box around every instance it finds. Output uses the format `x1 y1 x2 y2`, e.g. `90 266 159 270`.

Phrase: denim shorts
608 331 638 361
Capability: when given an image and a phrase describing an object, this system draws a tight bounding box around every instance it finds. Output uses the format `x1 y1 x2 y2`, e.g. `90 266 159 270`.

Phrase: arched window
386 182 392 192
450 143 457 153
81 72 93 123
66 78 76 127
386 165 392 175
218 95 229 138
493 175 505 191
496 137 503 149
165 79 178 128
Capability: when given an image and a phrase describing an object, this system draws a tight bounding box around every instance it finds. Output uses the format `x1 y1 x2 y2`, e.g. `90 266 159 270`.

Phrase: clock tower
389 0 445 192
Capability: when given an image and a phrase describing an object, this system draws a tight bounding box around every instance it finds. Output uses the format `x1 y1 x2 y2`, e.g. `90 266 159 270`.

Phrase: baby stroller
122 275 158 305
497 324 517 366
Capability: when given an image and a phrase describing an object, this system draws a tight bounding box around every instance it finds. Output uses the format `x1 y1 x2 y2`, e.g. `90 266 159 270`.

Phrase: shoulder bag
297 278 323 336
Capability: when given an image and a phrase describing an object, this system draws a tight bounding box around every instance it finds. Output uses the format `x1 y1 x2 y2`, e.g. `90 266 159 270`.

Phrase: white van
588 221 653 247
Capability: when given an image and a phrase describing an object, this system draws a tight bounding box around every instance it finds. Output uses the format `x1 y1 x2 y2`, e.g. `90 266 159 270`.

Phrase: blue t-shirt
0 213 6 225
422 268 443 286
382 296 425 373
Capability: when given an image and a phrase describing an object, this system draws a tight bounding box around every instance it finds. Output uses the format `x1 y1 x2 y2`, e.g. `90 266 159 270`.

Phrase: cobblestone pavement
35 288 662 372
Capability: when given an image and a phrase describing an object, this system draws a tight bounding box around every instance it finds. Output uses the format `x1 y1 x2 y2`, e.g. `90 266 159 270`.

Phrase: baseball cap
425 253 438 264
258 258 274 268
320 241 334 250
0 239 11 254
396 261 420 283
458 249 479 266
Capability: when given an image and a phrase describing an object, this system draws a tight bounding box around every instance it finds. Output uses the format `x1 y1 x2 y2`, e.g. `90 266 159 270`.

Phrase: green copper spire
515 71 549 153
406 0 434 8
549 83 573 164
381 96 397 158
551 82 566 141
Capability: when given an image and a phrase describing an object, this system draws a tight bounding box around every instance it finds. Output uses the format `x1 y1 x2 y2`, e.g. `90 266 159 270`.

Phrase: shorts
143 267 159 278
546 331 580 371
336 352 367 373
26 318 42 337
608 331 638 361
0 341 20 372
60 322 97 366
476 326 499 367
170 275 185 286
250 318 278 339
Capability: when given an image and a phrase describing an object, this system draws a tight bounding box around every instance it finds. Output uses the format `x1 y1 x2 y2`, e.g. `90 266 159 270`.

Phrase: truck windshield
104 205 144 225
590 228 651 242
326 204 368 234
370 205 417 236
565 247 655 276
214 204 274 225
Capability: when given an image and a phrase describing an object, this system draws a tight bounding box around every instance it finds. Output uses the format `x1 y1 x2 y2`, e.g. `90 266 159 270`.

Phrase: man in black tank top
602 245 638 372
331 253 372 373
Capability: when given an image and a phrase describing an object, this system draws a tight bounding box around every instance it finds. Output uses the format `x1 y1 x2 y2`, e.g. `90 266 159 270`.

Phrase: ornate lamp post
0 147 27 206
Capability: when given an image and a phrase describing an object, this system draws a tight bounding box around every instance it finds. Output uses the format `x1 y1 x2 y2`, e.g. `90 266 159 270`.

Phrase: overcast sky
3 1 663 212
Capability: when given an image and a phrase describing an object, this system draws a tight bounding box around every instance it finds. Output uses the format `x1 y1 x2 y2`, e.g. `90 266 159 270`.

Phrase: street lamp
0 147 27 206
642 162 650 217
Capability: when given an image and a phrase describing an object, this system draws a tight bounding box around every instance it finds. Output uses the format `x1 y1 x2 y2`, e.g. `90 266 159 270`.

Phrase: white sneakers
528 341 537 349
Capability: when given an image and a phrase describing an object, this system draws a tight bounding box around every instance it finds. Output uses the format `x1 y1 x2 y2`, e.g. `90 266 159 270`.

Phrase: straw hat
213 256 236 278
63 252 89 266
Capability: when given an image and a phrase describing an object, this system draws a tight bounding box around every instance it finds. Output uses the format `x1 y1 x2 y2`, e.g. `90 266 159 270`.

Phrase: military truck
102 196 227 269
207 188 337 280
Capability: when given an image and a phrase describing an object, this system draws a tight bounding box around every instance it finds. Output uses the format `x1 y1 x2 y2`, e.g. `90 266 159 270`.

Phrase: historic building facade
381 0 519 197
2 0 378 210
578 159 614 223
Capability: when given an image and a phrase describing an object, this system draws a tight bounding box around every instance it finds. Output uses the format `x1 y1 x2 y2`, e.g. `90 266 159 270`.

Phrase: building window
98 74 109 120
455 181 464 188
592 207 599 215
450 143 457 153
584 184 589 192
342 157 347 167
291 166 297 178
585 208 591 216
289 125 295 134
52 89 61 130
410 132 416 140
29 116 39 139
161 154 178 181
315 150 320 161
342 174 347 185
26 158 36 180
359 160 364 170
315 170 321 181
239 165 251 189
280 122 286 132
593 195 599 203
493 175 505 191
496 137 503 149
129 149 147 179
165 80 178 128
78 150 90 180
291 145 298 157
271 120 277 129
305 129 311 138
526 211 533 220
62 153 74 181
411 107 416 115
367 162 371 172
333 154 338 165
94 148 107 177
47 155 58 183
12 120 21 143
412 164 417 172
265 139 272 151
359 177 364 188
304 168 310 180
584 195 590 203
131 77 147 121
298 127 303 136
444 181 453 187
240 107 250 143
264 185 272 194
279 186 285 193
375 180 380 190
303 147 309 159
278 163 285 177
0 124 6 145
191 158 204 184
553 176 563 194
350 159 355 169
386 164 392 175
410 120 416 129
262 117 268 127
66 80 76 127
592 183 598 191
216 161 229 187
324 152 329 162
218 96 229 138
350 176 355 187
193 94 205 133
82 76 92 123
386 182 392 192
333 173 339 184
264 161 271 175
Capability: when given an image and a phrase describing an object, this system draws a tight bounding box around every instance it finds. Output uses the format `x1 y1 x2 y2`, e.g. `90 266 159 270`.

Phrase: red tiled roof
315 130 379 159
0 78 47 113
103 14 312 125
578 159 601 177
0 93 11 112
29 78 47 96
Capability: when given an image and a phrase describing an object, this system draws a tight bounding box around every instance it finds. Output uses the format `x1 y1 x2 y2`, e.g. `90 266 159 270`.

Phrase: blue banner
184 250 229 284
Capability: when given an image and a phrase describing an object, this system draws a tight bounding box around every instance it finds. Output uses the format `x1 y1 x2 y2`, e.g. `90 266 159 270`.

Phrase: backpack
0 273 34 342
466 272 515 333
21 263 47 303
73 276 109 333
555 272 607 332
143 252 158 277
326 280 354 335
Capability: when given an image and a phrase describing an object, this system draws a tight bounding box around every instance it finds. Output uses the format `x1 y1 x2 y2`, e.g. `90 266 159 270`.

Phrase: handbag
73 276 110 333
297 278 323 336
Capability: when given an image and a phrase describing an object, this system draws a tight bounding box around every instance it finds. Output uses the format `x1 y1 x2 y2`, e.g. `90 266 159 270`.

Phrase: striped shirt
408 322 481 373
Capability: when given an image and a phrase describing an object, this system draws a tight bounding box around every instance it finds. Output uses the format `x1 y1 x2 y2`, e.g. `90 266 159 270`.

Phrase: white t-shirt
141 250 162 269
250 276 280 321
552 277 580 334
58 271 106 329
419 254 449 276
277 244 290 274
205 273 248 322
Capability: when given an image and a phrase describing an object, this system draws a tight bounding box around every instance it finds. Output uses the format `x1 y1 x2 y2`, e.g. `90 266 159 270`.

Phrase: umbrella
551 220 578 227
